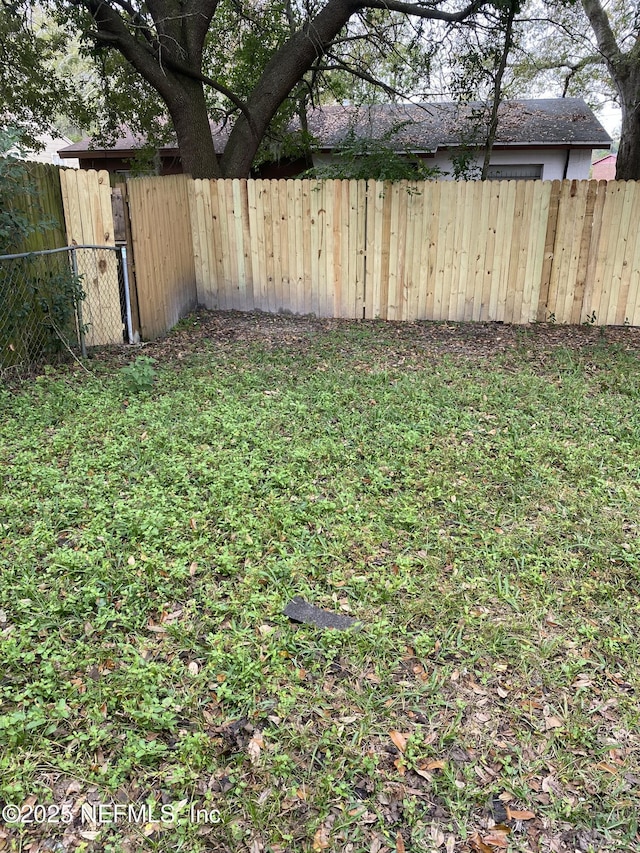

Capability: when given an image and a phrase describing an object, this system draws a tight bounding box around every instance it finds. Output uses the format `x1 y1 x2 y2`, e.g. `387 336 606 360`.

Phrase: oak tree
46 0 488 177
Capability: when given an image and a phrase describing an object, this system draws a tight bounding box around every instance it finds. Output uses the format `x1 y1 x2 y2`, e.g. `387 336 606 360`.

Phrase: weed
119 354 157 393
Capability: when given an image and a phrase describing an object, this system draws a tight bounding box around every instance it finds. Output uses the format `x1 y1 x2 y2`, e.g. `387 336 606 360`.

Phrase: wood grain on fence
189 178 367 318
127 174 197 340
11 162 68 254
59 168 122 346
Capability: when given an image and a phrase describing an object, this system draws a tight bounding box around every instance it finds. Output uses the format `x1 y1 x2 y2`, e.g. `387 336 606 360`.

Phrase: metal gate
0 244 136 369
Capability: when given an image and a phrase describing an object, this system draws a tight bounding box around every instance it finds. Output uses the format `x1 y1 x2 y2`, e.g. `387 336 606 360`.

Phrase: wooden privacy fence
52 172 640 340
185 177 640 327
9 162 68 254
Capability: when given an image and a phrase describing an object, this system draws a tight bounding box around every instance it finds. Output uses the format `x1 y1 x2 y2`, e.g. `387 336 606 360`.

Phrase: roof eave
317 140 611 155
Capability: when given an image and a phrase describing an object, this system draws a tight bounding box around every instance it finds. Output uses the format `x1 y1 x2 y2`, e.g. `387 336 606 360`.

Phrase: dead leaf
469 833 493 853
394 758 406 775
247 731 264 765
161 608 182 624
189 562 198 576
389 730 407 753
413 767 433 782
483 830 509 848
430 822 445 847
190 517 197 531
424 759 446 771
369 837 383 853
396 831 406 853
596 762 619 775
313 825 330 851
507 806 535 820
445 836 455 853
187 661 199 676
545 715 563 730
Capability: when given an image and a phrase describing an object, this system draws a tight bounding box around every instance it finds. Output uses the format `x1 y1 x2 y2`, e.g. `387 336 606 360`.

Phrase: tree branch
158 52 252 120
580 0 622 66
319 57 410 100
359 0 485 23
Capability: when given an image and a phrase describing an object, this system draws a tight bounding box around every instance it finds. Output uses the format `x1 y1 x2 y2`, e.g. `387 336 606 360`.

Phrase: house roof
58 129 187 158
307 99 612 152
58 98 611 161
592 153 617 165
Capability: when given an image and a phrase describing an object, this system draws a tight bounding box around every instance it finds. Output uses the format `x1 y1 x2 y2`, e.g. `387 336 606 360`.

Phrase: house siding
312 147 595 181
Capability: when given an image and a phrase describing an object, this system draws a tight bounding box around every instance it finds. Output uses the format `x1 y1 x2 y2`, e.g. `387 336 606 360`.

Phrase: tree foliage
4 0 639 178
1 7 68 147
306 123 444 179
508 0 639 178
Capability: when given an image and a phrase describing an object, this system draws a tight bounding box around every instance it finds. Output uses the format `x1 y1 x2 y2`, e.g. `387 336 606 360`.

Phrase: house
24 131 79 168
3 129 80 168
592 153 617 180
58 98 611 180
57 128 183 177
307 99 611 181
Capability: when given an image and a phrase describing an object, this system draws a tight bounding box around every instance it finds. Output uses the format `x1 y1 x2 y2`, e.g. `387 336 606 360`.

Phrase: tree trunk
85 0 488 178
220 0 358 177
580 0 640 179
615 66 640 180
166 77 221 179
481 0 517 180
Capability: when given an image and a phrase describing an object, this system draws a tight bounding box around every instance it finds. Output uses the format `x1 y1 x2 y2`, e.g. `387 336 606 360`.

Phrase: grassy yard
1 313 639 853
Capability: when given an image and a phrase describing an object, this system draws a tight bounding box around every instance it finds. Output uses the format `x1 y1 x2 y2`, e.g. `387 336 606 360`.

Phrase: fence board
628 187 640 326
8 162 67 255
614 182 639 326
324 180 336 318
621 183 640 326
607 180 635 326
592 181 620 325
287 177 299 313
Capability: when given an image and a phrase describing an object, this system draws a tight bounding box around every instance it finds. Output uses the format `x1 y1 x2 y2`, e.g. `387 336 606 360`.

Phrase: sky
597 105 621 139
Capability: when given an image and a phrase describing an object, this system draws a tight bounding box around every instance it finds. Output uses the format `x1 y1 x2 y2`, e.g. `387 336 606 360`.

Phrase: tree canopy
3 0 639 178
507 0 638 178
23 0 489 177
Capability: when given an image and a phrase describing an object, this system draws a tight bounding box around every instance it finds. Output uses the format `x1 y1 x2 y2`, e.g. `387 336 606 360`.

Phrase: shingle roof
58 98 610 160
307 99 612 152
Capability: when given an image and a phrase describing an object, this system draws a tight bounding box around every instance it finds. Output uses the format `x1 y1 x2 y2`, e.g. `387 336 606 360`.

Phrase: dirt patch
95 309 640 367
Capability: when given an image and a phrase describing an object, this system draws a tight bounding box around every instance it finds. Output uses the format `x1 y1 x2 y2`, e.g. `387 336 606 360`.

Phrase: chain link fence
0 245 135 371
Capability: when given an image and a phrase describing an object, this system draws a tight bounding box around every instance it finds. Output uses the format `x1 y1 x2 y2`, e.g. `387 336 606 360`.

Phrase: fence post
71 247 87 358
121 246 135 343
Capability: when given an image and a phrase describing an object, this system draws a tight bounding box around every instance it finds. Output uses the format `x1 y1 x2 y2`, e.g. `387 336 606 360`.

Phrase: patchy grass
1 314 639 853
